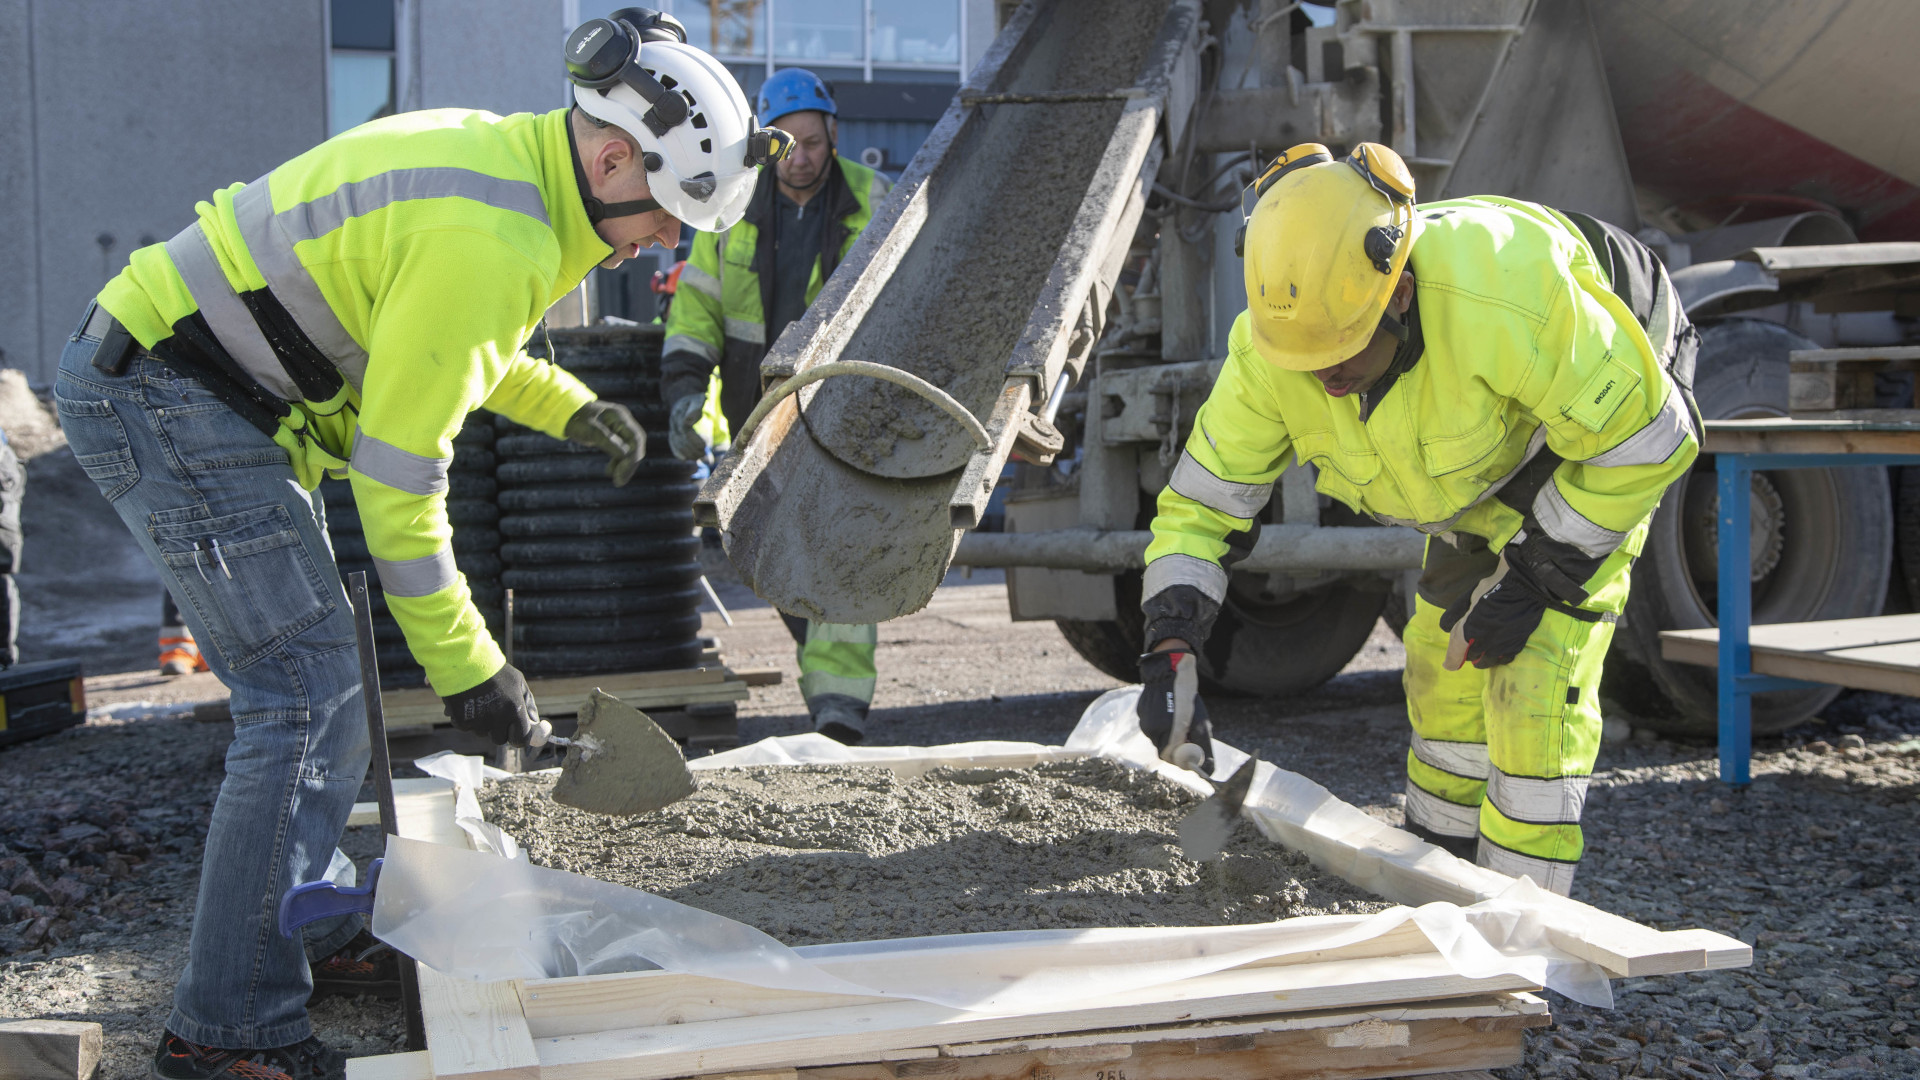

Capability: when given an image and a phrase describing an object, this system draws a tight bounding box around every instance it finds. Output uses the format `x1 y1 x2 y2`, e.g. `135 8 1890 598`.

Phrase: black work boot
309 928 402 1002
151 1032 345 1080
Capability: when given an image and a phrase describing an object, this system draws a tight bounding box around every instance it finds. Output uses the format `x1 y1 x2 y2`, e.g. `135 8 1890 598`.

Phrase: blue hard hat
757 68 836 125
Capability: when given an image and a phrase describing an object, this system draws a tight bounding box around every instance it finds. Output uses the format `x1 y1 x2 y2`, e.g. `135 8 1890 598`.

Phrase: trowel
1177 756 1262 862
543 689 699 816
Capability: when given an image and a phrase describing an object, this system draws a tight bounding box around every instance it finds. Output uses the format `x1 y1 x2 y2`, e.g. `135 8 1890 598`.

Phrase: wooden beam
1661 614 1920 698
1700 417 1920 455
0 1019 102 1080
517 920 1439 1039
782 1015 1522 1080
417 965 540 1080
345 1049 432 1080
728 667 785 687
529 953 1538 1080
381 680 750 731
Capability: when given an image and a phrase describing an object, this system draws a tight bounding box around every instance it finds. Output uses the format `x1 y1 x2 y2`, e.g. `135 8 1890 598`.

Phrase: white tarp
375 688 1612 1009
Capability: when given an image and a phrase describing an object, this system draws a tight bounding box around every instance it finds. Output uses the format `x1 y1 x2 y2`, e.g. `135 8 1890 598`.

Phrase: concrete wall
0 0 329 385
412 0 567 118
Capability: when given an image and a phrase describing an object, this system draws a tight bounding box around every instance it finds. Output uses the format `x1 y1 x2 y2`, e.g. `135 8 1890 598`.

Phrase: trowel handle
278 858 383 939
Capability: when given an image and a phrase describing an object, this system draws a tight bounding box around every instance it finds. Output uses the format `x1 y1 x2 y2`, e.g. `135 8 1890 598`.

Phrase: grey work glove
565 400 646 486
1137 649 1214 775
668 394 709 461
442 663 550 747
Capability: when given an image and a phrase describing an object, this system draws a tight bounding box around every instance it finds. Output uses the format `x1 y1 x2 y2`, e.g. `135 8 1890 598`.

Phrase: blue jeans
54 311 370 1049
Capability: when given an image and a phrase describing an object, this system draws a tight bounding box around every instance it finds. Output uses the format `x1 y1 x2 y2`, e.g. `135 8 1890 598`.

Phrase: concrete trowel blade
550 689 698 817
1176 757 1261 862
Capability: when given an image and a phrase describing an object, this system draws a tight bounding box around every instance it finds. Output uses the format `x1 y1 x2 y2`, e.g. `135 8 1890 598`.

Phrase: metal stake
348 571 427 1052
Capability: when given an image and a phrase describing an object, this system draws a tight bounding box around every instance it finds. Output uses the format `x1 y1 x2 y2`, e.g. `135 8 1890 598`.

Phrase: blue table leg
1717 454 1753 786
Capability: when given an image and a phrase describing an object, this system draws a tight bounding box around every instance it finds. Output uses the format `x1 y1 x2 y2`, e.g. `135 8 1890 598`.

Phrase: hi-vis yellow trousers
1399 583 1615 896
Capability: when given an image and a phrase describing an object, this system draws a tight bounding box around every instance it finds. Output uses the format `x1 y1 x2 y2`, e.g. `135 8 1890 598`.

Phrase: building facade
0 0 993 384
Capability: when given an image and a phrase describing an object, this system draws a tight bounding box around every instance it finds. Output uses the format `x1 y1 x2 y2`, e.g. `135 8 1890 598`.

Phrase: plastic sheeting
381 689 1613 1009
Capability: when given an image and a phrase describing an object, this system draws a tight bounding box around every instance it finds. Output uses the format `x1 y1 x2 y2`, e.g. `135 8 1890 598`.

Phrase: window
330 0 395 136
872 1 958 66
658 1 963 82
773 0 862 63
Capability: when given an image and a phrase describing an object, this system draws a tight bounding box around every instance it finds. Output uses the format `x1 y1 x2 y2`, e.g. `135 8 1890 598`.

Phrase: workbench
1658 416 1920 784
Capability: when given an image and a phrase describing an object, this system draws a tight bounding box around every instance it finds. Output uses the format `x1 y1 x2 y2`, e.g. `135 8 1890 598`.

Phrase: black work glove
667 394 708 461
442 663 548 746
1137 649 1214 775
565 400 647 486
1438 557 1549 670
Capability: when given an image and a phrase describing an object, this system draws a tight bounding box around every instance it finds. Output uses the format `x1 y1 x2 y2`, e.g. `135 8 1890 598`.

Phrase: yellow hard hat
1239 142 1417 371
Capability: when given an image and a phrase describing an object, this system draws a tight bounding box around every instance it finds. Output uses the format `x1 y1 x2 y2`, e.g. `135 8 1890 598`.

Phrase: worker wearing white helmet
1139 142 1702 896
55 9 784 1078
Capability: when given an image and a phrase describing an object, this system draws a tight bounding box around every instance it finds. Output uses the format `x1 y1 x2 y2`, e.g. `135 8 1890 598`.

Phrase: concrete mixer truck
697 0 1920 737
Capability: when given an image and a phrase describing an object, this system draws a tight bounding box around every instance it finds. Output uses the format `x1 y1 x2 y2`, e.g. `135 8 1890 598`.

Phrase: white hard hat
565 11 790 233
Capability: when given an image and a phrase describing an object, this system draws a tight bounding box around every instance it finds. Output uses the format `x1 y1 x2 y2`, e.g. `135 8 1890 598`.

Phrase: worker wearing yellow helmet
1138 142 1702 894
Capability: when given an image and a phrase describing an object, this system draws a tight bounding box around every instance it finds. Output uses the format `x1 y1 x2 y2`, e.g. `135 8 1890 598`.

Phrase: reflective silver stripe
274 168 547 244
1532 480 1628 559
1478 839 1578 896
233 178 371 390
724 317 766 345
350 430 451 496
1584 386 1691 468
1485 766 1590 825
232 168 550 393
164 223 301 400
678 263 722 300
373 548 460 598
1403 783 1480 839
1142 553 1228 604
1410 731 1491 780
1168 451 1272 520
1648 262 1681 359
662 333 720 364
870 175 892 205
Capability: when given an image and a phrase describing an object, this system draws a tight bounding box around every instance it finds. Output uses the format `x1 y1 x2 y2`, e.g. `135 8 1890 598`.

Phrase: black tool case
0 658 86 747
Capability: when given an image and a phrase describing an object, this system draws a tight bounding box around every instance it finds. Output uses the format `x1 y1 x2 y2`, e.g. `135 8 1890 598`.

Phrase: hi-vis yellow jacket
97 108 609 695
1144 197 1699 646
660 155 888 433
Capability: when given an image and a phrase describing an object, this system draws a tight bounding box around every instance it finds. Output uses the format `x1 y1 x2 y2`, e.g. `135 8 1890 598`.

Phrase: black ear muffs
563 15 689 138
1364 224 1404 275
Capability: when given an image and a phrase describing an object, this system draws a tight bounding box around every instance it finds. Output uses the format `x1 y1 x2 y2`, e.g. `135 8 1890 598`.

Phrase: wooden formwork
343 758 1748 1080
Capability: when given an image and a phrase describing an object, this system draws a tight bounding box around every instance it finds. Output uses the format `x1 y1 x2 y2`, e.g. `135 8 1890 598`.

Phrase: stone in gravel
479 759 1388 945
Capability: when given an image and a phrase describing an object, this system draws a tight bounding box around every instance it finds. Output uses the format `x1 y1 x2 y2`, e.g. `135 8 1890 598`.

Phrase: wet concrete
480 757 1388 945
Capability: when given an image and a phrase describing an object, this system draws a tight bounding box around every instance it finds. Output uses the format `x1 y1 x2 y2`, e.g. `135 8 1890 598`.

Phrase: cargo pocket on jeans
53 395 141 502
149 504 336 670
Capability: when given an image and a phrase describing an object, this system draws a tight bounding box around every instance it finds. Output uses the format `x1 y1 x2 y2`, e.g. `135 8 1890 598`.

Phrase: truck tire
1055 569 1388 696
1607 319 1891 736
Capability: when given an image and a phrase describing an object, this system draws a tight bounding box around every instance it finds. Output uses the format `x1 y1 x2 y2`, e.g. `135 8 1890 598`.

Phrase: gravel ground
4 577 1917 1079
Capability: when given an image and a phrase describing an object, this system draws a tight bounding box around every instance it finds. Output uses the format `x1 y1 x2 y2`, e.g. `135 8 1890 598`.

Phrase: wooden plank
348 781 463 847
1700 417 1920 455
383 681 751 732
518 920 1439 1039
936 992 1548 1059
416 964 540 1080
0 1019 102 1080
1661 615 1920 697
769 1016 1521 1080
1789 345 1920 364
345 1049 433 1080
347 777 456 828
529 953 1538 1080
728 666 785 687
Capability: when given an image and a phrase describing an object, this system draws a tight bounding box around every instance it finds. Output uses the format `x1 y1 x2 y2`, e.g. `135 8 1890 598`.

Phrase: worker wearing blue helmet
662 68 892 743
